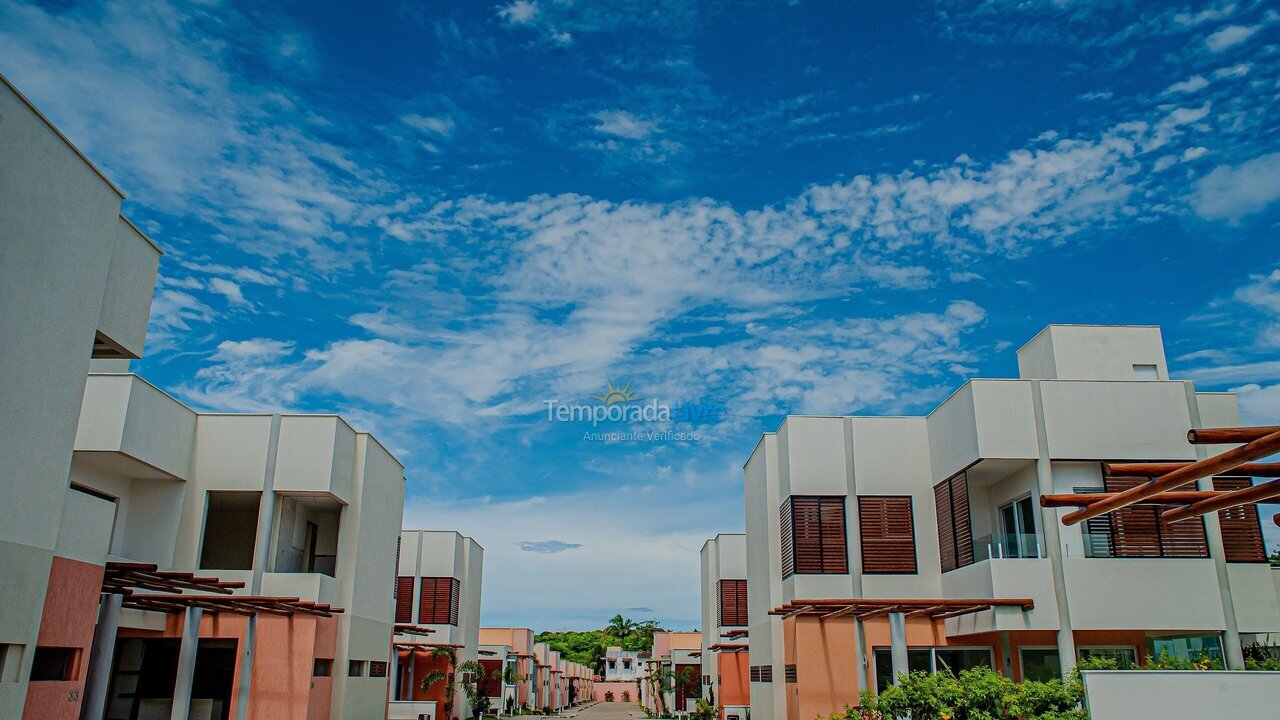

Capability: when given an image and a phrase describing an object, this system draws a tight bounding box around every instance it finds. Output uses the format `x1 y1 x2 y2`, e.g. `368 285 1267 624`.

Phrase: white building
742 325 1280 720
390 530 484 720
699 534 749 720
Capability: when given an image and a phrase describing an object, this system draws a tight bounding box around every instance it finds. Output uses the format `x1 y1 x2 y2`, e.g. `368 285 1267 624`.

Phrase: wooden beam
1161 478 1280 523
1041 491 1218 508
819 605 859 621
905 605 946 618
854 605 900 621
1103 462 1280 478
932 605 990 621
780 605 813 619
1188 427 1280 445
1062 430 1280 526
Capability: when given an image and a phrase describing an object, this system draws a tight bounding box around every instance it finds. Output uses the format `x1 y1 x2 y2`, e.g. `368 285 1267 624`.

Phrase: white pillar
853 618 869 695
170 607 203 720
888 612 908 686
233 614 256 720
1030 381 1077 679
80 593 123 720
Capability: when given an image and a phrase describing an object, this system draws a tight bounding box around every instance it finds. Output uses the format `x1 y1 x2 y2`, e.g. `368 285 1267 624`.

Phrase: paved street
534 703 647 720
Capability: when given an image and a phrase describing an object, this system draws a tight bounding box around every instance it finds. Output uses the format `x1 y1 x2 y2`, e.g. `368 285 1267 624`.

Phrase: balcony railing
975 533 1045 560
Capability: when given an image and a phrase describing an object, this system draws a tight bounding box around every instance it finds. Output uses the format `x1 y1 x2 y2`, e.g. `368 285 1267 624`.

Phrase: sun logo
592 381 640 405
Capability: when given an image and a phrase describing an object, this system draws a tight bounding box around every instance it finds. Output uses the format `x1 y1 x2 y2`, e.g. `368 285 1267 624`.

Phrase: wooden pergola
103 561 342 617
769 597 1034 621
706 643 748 653
394 624 437 637
721 628 748 639
1044 426 1280 525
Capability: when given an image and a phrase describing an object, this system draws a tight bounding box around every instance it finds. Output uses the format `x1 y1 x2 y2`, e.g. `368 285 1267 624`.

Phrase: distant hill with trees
534 614 667 671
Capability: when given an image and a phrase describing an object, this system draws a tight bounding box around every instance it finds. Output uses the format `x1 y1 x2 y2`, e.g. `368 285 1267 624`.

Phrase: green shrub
1143 649 1221 671
845 666 1088 720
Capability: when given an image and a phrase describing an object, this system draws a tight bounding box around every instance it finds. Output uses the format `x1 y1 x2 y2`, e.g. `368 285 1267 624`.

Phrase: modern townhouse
742 325 1280 720
700 534 750 720
593 645 644 702
390 530 484 720
0 73 408 720
478 628 536 713
0 72 160 720
643 632 701 716
532 642 552 710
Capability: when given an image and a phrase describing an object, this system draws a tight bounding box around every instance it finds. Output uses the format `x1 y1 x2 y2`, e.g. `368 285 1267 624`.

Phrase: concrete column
170 607 203 720
1184 383 1245 670
1030 381 1077 678
80 593 123 720
853 619 869 695
998 632 1013 679
888 612 908 686
233 614 257 720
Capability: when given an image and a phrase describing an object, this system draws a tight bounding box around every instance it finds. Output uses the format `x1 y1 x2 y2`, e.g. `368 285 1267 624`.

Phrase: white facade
74 375 408 719
700 533 748 715
743 325 1280 720
602 647 644 681
0 73 162 720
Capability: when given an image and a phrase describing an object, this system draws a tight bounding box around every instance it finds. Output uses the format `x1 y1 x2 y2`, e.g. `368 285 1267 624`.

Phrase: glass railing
975 533 1045 560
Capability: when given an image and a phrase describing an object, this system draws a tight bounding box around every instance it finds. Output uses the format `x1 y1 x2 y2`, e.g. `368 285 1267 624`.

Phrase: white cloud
593 110 659 140
1205 23 1259 52
1175 4 1238 27
1163 75 1209 95
1192 152 1280 222
207 277 249 306
498 0 540 25
402 114 456 138
211 338 296 363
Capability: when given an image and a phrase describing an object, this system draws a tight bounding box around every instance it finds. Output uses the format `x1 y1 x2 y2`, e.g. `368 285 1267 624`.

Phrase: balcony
74 374 197 480
1062 557 1224 631
940 555 1060 635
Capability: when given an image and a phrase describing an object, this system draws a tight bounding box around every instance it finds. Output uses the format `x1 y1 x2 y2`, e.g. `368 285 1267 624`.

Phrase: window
781 496 847 578
934 472 975 572
717 579 748 626
1133 364 1159 380
29 647 78 682
1151 634 1224 663
348 660 367 677
748 665 773 683
1019 648 1061 682
199 491 261 570
1213 478 1267 562
996 496 1040 559
1078 647 1137 669
858 496 917 574
0 644 23 683
394 576 415 623
370 661 389 678
314 659 333 676
419 577 461 625
783 664 797 683
1080 478 1209 558
874 647 992 692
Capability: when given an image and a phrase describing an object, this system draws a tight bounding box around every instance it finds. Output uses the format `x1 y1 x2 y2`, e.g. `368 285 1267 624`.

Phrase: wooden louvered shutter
718 580 747 626
859 496 918 574
1214 477 1267 562
792 497 824 574
780 500 795 578
950 474 974 567
934 480 956 572
449 577 461 625
819 498 848 573
1105 477 1208 558
395 577 414 623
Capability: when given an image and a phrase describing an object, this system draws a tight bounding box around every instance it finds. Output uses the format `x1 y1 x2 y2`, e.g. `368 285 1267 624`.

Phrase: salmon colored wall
517 658 532 707
401 651 451 711
22 557 104 720
786 616 861 720
715 652 749 709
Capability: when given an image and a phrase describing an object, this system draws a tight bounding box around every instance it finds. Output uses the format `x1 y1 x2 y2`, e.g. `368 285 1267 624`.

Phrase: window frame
781 495 848 578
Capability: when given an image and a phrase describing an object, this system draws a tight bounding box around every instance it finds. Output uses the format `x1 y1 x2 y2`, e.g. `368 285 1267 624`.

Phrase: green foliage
1242 641 1280 670
691 698 720 720
1268 549 1280 567
605 691 616 702
1072 656 1118 672
1142 649 1221 671
847 666 1088 720
534 613 668 672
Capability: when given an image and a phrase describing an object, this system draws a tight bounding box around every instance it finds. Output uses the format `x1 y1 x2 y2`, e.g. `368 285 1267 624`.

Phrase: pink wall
23 556 104 720
592 680 639 703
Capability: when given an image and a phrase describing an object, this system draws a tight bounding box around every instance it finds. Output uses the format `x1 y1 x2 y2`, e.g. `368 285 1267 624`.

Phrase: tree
420 646 487 720
607 614 638 642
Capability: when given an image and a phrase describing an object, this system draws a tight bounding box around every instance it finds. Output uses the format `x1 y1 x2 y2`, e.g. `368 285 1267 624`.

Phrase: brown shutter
858 496 918 574
934 480 956 572
1106 477 1208 558
1214 477 1267 563
950 474 974 567
792 497 825 574
419 577 461 625
395 576 414 623
780 500 795 579
718 580 748 626
819 498 848 573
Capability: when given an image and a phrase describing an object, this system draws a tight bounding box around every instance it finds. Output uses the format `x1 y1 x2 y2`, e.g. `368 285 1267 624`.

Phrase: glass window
1078 647 1137 669
1150 635 1224 663
873 649 931 693
933 649 993 676
1019 648 1061 682
997 496 1039 558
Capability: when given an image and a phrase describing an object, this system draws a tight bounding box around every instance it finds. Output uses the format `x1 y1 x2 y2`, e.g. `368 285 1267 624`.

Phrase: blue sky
4 0 1280 630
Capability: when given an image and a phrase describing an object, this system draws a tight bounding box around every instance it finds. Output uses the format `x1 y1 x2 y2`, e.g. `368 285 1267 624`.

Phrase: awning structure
102 561 343 617
706 643 748 652
394 624 437 637
1046 426 1280 526
721 629 748 639
770 598 1034 621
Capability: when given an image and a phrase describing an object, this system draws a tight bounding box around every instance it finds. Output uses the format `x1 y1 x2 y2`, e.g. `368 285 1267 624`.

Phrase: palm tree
606 614 637 642
420 646 487 719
